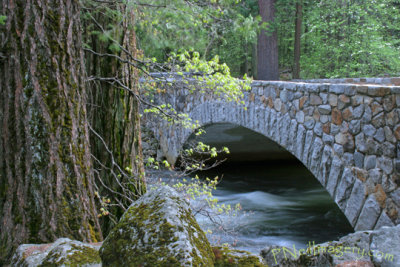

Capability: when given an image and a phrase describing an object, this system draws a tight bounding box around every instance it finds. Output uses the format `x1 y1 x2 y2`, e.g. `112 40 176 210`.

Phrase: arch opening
182 122 354 252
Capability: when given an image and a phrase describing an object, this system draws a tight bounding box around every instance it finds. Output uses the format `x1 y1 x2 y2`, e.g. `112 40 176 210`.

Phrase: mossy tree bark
84 3 145 234
0 0 102 263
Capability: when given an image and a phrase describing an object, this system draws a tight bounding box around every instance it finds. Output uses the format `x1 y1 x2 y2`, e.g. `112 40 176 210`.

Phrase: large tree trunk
0 0 102 263
257 0 279 80
84 3 145 235
293 0 303 79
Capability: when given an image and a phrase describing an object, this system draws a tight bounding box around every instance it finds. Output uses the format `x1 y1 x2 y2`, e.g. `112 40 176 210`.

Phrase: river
194 160 354 254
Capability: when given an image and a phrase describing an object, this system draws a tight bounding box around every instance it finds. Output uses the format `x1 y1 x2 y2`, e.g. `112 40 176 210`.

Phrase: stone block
318 104 331 115
332 108 343 125
374 128 385 143
333 144 344 157
377 156 393 175
327 155 343 196
364 155 377 170
335 132 355 152
345 179 366 226
335 168 356 211
310 94 322 105
354 152 364 168
353 105 364 119
363 124 376 137
374 212 395 230
355 195 380 231
349 120 361 135
328 94 338 106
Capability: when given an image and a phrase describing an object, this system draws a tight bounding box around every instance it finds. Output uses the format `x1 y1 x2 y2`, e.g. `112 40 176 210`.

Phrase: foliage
135 0 261 77
0 15 6 25
135 0 400 79
299 0 400 78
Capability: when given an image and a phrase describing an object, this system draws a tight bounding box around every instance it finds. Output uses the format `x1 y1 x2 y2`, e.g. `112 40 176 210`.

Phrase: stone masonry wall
142 79 400 231
295 77 400 86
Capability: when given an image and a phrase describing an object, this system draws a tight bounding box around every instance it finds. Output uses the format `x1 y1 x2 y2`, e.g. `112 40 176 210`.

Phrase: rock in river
99 185 215 266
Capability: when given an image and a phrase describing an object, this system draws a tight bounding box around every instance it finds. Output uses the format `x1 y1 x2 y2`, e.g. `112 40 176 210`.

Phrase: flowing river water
195 161 354 254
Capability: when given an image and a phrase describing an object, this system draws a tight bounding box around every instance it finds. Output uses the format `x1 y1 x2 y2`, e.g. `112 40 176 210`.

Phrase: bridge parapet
293 77 400 86
142 79 400 231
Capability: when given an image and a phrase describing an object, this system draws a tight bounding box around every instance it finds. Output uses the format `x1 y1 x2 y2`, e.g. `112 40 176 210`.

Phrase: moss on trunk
0 0 102 264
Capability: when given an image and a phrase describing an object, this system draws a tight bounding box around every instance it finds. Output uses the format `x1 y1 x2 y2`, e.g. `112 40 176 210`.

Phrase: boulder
212 246 264 267
11 238 101 266
261 225 400 267
99 186 215 266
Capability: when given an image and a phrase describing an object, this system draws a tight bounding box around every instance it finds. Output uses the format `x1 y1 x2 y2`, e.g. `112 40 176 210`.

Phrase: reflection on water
196 161 354 253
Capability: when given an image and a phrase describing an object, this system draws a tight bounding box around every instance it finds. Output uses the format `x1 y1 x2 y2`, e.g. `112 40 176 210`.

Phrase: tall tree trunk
0 0 102 263
293 0 303 79
257 0 279 80
84 3 145 235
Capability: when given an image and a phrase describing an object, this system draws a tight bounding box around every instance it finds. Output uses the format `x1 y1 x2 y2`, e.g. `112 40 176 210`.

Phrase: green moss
88 222 99 243
39 243 101 267
100 191 215 266
213 246 266 267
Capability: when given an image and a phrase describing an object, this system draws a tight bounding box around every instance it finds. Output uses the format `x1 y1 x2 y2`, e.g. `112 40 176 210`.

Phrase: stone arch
144 79 399 230
157 100 356 226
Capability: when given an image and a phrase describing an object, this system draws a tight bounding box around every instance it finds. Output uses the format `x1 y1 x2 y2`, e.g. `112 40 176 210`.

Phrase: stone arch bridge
142 77 400 231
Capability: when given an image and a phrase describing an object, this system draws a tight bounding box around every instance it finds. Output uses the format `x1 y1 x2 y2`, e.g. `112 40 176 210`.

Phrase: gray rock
320 115 330 123
377 156 393 175
372 112 385 128
296 110 305 123
362 106 372 124
345 179 366 225
395 159 400 174
353 105 364 119
374 212 395 230
343 153 354 166
323 133 334 145
335 168 356 210
318 105 331 115
304 116 316 129
326 155 343 196
331 123 341 135
320 93 328 103
364 155 377 170
328 94 338 106
310 94 323 105
314 122 323 136
384 126 396 143
352 95 364 106
370 225 400 267
99 186 215 266
382 174 397 193
355 133 367 153
355 195 380 231
349 120 361 135
335 132 355 152
11 238 102 267
368 168 382 184
260 245 333 267
390 188 400 206
374 128 385 143
382 142 396 158
354 152 364 168
334 144 344 156
366 138 379 155
362 124 376 137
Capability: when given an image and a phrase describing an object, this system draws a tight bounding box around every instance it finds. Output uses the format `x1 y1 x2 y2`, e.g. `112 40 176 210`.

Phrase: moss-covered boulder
11 238 102 266
212 246 265 267
99 185 215 266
